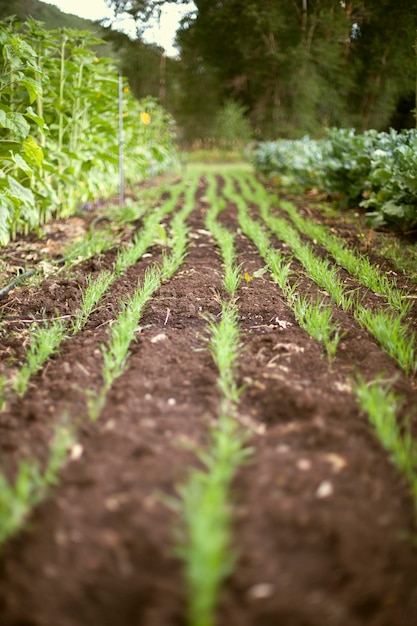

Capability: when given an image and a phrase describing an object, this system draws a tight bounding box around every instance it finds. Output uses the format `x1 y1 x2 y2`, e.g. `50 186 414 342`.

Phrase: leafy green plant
0 21 45 243
211 99 253 151
0 20 179 243
252 128 417 231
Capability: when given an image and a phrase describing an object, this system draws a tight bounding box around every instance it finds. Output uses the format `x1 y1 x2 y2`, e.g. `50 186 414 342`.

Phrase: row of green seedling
224 173 417 516
175 182 251 626
0 179 197 545
87 175 198 420
0 179 191 407
221 174 343 365
204 173 243 294
221 173 417 520
354 377 417 512
63 177 185 265
231 173 417 375
245 176 409 315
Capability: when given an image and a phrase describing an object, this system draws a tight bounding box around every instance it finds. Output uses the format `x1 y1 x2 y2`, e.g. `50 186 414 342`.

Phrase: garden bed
0 169 416 626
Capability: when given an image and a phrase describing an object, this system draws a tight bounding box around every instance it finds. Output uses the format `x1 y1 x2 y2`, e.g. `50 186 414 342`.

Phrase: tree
177 0 417 137
106 0 417 138
105 0 191 22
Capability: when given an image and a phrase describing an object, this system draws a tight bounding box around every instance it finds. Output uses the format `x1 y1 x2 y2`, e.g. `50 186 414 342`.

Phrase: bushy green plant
211 100 253 151
252 127 417 231
251 136 326 189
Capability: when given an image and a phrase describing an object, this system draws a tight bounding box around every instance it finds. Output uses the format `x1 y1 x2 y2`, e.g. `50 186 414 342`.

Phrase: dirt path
0 171 416 626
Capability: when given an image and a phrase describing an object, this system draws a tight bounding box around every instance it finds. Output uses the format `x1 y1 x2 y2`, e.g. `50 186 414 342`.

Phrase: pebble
248 583 274 600
70 443 84 461
151 333 168 343
297 458 312 471
316 480 334 498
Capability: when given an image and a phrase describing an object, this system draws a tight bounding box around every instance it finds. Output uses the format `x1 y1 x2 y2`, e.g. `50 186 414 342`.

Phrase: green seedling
355 308 417 375
90 194 194 420
223 263 243 295
354 378 417 505
206 301 243 404
101 266 163 392
71 271 114 334
14 320 67 396
177 413 249 626
293 295 343 363
229 176 417 377
278 197 411 316
0 422 75 545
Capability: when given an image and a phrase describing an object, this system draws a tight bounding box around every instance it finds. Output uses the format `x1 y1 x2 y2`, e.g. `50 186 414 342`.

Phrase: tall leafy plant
0 20 45 242
0 19 179 244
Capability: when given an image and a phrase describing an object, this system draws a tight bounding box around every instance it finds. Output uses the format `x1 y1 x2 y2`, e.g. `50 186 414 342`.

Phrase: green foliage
174 0 417 139
101 266 163 391
0 19 178 244
71 271 114 334
355 308 417 375
205 173 242 294
252 137 327 189
252 128 417 231
177 415 248 626
234 171 416 375
278 198 410 315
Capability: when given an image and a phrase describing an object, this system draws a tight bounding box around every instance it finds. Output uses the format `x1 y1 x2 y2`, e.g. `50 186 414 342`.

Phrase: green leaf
6 175 35 206
25 106 46 131
23 136 43 168
21 78 42 104
11 152 33 175
2 112 30 140
381 202 406 218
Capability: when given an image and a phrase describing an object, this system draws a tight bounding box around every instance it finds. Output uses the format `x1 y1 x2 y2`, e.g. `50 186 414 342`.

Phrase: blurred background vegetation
1 0 416 149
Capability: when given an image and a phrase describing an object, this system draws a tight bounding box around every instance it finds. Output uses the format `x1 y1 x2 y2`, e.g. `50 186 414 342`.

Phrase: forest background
1 0 417 148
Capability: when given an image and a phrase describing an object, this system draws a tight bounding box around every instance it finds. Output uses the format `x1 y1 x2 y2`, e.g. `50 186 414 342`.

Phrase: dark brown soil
0 172 416 626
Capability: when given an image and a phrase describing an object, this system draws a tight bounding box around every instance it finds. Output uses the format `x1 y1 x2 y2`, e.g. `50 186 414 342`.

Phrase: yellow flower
94 56 99 62
124 86 130 93
140 111 151 125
